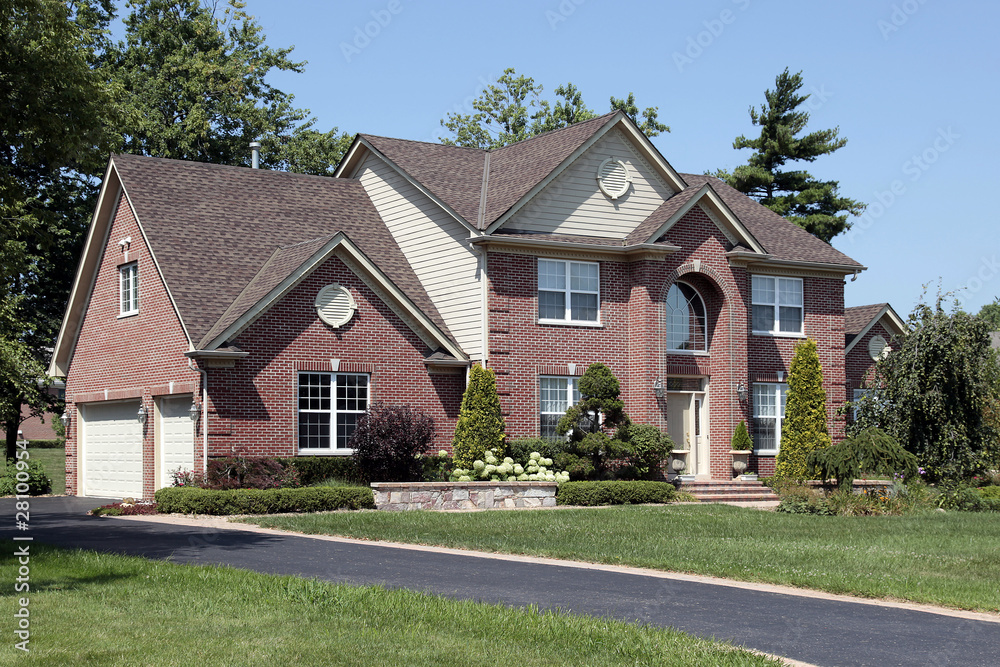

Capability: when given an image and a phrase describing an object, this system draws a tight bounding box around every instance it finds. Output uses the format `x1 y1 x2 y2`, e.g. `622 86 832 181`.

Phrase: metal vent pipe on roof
250 141 261 169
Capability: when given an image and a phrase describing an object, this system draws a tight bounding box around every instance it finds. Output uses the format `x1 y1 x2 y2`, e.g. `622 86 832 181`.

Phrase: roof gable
845 303 906 353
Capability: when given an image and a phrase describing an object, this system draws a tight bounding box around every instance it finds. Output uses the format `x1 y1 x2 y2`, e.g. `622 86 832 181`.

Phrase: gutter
471 236 682 256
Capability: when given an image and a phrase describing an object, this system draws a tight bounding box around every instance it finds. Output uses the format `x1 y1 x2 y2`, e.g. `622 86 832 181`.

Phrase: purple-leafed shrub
350 402 435 482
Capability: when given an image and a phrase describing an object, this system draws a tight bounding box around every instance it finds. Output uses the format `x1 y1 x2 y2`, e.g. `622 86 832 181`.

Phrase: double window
752 276 802 334
665 282 707 352
298 373 369 453
539 376 580 439
538 259 599 324
119 263 138 316
753 383 787 454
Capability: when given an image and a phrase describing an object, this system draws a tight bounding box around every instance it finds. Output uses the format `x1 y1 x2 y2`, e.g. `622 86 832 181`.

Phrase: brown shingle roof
112 154 454 349
680 174 863 267
845 303 891 339
362 112 616 229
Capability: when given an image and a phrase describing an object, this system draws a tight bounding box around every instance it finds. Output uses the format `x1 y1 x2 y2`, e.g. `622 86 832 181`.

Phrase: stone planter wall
372 481 558 511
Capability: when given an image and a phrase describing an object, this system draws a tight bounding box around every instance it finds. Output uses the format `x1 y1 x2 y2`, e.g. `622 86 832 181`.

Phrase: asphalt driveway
4 496 999 666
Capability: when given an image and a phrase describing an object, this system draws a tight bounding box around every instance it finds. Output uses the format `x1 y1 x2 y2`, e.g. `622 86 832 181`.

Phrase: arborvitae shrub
452 364 506 467
776 339 831 479
731 420 753 451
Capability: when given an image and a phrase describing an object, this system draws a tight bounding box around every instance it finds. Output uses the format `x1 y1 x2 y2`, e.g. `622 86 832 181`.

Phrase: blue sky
226 0 997 315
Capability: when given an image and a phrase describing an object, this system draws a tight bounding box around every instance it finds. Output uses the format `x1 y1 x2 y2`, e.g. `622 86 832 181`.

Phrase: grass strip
2 542 777 666
239 504 1000 613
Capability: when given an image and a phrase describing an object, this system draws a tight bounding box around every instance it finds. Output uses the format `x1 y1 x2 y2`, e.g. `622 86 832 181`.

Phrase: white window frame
539 376 580 439
851 388 871 423
537 259 601 325
665 281 708 354
752 382 788 455
119 262 138 317
297 372 370 455
751 276 803 336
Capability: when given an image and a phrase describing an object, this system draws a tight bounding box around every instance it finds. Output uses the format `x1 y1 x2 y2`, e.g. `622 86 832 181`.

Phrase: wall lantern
653 378 664 399
189 401 200 422
60 411 70 429
736 381 748 403
137 405 146 425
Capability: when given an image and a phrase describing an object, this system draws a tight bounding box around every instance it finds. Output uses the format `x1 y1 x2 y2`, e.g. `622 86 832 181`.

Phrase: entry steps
677 479 780 504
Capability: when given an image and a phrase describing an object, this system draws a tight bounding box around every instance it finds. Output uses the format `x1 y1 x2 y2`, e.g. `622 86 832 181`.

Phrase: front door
666 390 709 478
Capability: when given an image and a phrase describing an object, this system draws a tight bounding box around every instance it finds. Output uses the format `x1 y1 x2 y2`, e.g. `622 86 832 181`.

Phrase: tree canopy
1 0 352 457
439 68 668 150
712 68 865 243
854 293 1000 482
976 299 1000 331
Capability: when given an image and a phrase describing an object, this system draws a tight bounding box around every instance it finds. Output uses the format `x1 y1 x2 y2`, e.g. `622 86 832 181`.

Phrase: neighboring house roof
844 303 907 353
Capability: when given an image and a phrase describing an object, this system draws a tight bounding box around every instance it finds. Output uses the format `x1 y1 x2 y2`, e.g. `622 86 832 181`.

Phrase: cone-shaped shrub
731 420 753 452
775 339 831 479
452 364 506 467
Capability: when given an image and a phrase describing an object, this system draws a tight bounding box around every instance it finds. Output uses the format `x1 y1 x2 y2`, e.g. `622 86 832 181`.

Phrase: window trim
751 275 803 336
539 375 580 440
665 281 708 354
752 382 788 455
118 262 139 317
297 372 370 456
537 259 601 325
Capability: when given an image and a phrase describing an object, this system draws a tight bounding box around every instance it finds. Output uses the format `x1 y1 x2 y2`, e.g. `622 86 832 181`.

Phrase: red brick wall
487 206 847 480
846 319 894 390
209 252 464 456
64 193 198 497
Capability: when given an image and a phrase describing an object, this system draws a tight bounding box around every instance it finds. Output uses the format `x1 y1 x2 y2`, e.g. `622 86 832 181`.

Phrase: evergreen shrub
154 486 375 515
556 480 676 506
807 427 917 490
776 339 831 479
452 364 506 467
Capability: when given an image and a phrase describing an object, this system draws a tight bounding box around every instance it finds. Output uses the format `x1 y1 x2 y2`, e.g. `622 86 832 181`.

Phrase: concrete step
677 480 779 503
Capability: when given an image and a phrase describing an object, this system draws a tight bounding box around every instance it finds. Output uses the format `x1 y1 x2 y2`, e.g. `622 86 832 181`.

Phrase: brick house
844 303 906 421
50 111 868 498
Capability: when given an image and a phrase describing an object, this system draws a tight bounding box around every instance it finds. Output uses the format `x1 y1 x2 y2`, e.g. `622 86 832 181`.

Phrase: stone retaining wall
371 481 558 511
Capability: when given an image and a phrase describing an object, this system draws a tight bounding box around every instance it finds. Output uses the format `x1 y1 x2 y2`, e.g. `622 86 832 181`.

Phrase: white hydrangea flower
458 475 472 482
530 452 541 461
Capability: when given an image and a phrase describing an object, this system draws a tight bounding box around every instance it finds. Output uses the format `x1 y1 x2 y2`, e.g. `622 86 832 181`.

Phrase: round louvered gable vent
597 157 632 199
868 334 888 360
315 284 356 328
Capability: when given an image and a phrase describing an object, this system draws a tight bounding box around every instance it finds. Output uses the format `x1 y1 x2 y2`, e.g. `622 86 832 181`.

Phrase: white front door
666 390 709 478
156 396 195 490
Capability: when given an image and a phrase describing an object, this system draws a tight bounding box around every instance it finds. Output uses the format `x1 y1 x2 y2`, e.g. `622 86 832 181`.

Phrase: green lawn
2 447 65 495
240 505 1000 613
1 543 778 666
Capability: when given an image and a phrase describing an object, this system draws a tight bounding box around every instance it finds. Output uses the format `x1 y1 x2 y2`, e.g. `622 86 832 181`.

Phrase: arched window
665 282 707 352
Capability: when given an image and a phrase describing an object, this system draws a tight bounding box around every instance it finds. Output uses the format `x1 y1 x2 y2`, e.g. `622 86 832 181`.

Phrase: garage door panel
159 397 194 489
81 400 143 498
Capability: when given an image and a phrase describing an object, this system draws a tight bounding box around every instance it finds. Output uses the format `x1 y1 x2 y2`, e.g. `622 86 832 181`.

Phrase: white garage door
80 400 143 498
158 396 194 489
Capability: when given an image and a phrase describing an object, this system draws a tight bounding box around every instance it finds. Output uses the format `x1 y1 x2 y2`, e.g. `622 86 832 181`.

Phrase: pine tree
775 339 831 479
713 68 865 243
451 364 506 467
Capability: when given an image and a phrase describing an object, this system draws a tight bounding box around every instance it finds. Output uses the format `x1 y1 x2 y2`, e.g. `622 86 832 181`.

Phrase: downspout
188 359 208 472
476 151 491 368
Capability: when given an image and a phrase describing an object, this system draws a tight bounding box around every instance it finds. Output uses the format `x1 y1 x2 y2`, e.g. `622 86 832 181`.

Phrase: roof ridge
489 110 618 153
360 134 487 153
112 153 356 183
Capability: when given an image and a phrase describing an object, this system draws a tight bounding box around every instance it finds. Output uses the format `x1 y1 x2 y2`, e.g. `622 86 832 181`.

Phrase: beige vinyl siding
357 153 482 358
504 130 674 238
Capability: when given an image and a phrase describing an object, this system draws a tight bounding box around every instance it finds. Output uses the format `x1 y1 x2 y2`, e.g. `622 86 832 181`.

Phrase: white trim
539 375 581 439
296 371 370 454
537 258 600 325
752 382 787 455
751 275 804 336
844 304 907 354
119 262 139 316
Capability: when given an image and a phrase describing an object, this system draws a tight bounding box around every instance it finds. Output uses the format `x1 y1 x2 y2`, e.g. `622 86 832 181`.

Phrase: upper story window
665 282 707 352
119 262 138 316
538 259 599 324
752 276 802 335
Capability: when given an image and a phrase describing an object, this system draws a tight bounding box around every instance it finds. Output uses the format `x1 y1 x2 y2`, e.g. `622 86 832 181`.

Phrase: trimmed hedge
276 456 363 485
1 439 64 450
556 480 676 506
154 486 374 515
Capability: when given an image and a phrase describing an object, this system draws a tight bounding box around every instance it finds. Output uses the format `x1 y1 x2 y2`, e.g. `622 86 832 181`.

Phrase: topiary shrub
731 420 753 452
350 403 435 482
153 486 375 515
556 480 676 506
556 363 632 478
452 364 506 467
776 339 832 480
807 426 918 490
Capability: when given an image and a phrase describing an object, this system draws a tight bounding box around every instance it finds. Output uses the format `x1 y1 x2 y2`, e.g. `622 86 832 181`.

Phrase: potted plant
730 420 755 480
